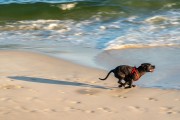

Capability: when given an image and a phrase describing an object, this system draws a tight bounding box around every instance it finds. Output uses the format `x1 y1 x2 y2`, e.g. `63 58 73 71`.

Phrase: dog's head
140 63 155 72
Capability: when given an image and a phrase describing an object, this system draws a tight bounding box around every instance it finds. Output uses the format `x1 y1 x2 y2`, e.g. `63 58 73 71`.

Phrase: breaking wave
0 0 179 20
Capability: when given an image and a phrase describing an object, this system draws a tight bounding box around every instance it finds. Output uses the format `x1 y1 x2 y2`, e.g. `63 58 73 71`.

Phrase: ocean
0 0 180 89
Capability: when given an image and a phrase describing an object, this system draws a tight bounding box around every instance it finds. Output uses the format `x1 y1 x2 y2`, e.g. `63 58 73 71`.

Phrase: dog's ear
141 64 146 69
141 63 150 70
141 63 145 67
141 63 146 67
141 63 151 66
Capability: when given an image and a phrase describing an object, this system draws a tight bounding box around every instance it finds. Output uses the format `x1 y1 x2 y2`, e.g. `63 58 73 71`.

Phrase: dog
99 63 155 89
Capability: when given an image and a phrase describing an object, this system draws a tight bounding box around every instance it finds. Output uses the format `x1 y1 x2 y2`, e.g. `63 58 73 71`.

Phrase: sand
0 50 180 120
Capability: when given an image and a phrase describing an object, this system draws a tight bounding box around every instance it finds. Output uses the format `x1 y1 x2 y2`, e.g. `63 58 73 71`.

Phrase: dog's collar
131 67 140 81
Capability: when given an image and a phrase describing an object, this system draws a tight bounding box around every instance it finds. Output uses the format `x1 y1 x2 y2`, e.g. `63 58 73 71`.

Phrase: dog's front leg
125 79 133 89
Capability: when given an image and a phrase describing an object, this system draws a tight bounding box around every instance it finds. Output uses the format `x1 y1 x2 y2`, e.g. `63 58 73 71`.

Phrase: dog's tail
99 69 114 80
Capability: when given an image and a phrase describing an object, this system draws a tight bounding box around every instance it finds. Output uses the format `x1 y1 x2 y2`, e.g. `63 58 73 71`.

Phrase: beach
0 51 180 120
0 0 180 89
0 0 180 119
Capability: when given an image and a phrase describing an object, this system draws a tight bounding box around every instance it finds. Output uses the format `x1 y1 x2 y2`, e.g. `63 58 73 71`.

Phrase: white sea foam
145 16 168 24
105 24 180 50
0 20 74 31
163 3 177 8
105 32 180 50
58 2 77 10
0 18 101 50
105 43 179 50
145 10 180 26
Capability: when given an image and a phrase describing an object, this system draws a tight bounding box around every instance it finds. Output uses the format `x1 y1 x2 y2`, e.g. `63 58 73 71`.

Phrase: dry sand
0 50 180 120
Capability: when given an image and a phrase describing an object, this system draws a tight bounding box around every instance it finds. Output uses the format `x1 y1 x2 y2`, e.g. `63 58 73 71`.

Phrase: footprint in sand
160 107 180 115
64 107 75 111
14 106 29 112
15 107 58 113
97 107 112 113
128 106 147 112
113 95 127 99
76 89 99 95
146 97 158 101
64 106 82 112
0 107 11 115
26 97 43 103
70 101 82 104
29 108 44 113
64 106 96 114
0 84 24 90
0 98 16 103
42 108 57 113
0 111 11 115
84 110 96 113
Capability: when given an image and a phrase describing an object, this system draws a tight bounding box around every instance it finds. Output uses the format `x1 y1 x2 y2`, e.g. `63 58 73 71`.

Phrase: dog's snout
152 65 155 69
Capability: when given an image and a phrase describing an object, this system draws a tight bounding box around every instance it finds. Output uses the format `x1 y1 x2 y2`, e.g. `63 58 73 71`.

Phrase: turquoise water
0 0 180 89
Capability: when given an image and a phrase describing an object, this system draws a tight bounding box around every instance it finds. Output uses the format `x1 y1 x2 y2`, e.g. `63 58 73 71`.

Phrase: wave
0 20 75 31
0 1 124 21
105 29 180 50
105 43 180 50
0 0 179 51
0 0 179 21
105 14 180 50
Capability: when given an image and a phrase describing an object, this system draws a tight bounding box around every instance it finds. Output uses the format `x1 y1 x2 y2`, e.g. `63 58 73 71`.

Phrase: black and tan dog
99 63 155 89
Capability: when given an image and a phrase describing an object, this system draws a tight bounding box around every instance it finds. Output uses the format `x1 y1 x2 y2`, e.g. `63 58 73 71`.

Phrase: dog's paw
125 86 132 89
118 84 123 88
125 85 137 89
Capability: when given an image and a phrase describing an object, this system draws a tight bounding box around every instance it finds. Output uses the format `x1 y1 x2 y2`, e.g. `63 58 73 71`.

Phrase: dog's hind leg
117 73 126 88
117 78 124 88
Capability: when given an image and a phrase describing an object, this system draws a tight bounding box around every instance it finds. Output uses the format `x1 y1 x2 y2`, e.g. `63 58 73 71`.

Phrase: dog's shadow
8 76 108 89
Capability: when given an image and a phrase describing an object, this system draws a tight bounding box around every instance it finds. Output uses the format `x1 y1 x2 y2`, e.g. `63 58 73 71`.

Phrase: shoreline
47 47 104 70
0 50 180 120
1 49 180 90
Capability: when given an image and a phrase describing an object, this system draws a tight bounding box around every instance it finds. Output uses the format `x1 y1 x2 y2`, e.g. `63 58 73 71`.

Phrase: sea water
0 0 180 89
